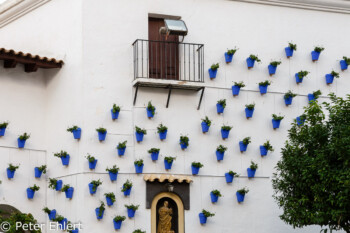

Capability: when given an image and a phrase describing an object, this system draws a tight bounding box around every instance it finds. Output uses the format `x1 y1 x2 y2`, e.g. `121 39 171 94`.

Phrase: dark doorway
156 197 178 233
148 17 179 80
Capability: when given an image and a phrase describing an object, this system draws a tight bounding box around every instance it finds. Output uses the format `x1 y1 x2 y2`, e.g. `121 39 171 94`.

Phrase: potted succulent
89 179 102 195
340 56 350 71
121 180 133 196
0 122 9 137
62 184 74 199
208 63 219 79
164 156 176 170
296 114 306 126
225 170 239 183
34 165 47 178
113 216 126 230
96 127 107 141
54 150 70 166
285 42 297 58
245 103 255 119
325 70 340 84
134 159 144 174
125 204 139 218
117 141 127 156
216 145 227 161
179 135 189 150
272 114 284 129
201 116 211 133
225 48 238 63
258 80 272 95
17 132 30 148
106 165 119 182
247 161 258 178
260 140 274 156
308 90 322 103
246 54 261 69
295 70 310 84
191 162 203 175
239 137 251 153
111 104 121 120
210 189 222 203
133 229 146 233
95 202 105 220
221 125 232 140
199 209 215 224
284 90 297 106
216 99 226 114
43 207 56 221
236 187 249 203
232 81 245 96
148 148 160 161
86 154 98 170
67 126 81 140
105 192 116 206
311 46 325 61
135 126 147 142
27 184 40 199
157 124 168 140
146 101 156 118
7 164 19 179
268 61 281 76
48 178 63 191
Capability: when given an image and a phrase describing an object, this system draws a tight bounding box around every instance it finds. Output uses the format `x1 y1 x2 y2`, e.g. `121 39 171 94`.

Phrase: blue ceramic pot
311 51 320 61
55 180 63 191
247 168 256 178
225 173 234 183
225 52 233 63
135 132 144 142
98 131 107 141
34 167 43 178
259 85 268 95
123 187 131 196
308 94 315 103
284 96 293 106
61 155 70 166
89 159 98 170
109 171 118 181
295 73 303 84
113 220 123 230
221 129 230 139
246 57 255 69
111 109 120 120
89 183 97 195
201 122 210 133
164 160 173 170
192 166 200 175
208 68 218 79
210 192 219 203
7 168 15 179
159 130 167 140
72 128 81 139
239 141 248 152
17 138 26 148
245 108 254 119
232 85 241 96
48 209 56 221
180 141 188 150
106 196 114 206
135 164 144 174
27 188 35 199
65 187 74 199
199 213 207 224
268 64 277 76
0 127 6 136
71 229 79 233
236 192 245 203
325 74 334 84
272 119 281 129
58 218 67 230
118 147 126 156
260 145 268 156
151 152 159 161
340 60 348 71
285 47 294 58
216 151 224 161
95 208 105 220
146 108 155 118
127 208 136 218
216 103 225 114
296 116 305 126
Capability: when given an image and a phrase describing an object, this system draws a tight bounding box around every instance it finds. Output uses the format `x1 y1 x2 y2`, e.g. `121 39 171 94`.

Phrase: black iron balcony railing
132 39 204 83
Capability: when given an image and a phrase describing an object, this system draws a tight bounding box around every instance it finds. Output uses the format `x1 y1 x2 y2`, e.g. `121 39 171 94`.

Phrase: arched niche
0 204 20 218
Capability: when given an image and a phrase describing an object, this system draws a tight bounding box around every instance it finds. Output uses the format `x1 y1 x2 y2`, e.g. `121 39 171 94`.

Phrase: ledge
133 78 205 91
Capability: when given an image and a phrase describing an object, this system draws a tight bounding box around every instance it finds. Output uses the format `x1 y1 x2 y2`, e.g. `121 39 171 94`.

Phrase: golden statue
157 201 174 233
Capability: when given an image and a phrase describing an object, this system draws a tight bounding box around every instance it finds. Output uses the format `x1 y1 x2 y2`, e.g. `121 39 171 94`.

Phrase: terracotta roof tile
143 174 193 183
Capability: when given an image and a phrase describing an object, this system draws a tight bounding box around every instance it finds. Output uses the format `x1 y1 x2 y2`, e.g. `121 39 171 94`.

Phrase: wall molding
0 0 51 28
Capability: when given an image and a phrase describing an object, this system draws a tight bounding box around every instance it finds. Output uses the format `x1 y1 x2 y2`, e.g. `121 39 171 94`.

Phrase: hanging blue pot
123 187 132 196
55 180 63 191
284 96 293 106
201 122 210 133
88 183 97 195
225 173 234 183
295 73 303 84
72 128 81 139
61 155 70 166
246 57 255 69
48 209 56 221
208 68 218 79
260 146 268 156
95 208 105 220
34 167 42 178
268 64 277 76
216 151 224 161
296 116 305 126
59 218 68 230
127 208 136 218
232 85 241 96
236 192 245 203
135 132 144 142
192 166 200 175
111 109 120 120
239 141 248 152
259 85 268 95
199 213 207 224
89 159 98 170
164 160 173 170
151 152 159 161
216 103 224 114
109 172 118 182
272 119 281 129
210 192 219 203
26 188 35 199
134 164 144 174
221 129 230 139
98 131 107 141
225 52 234 63
245 108 254 119
17 138 26 148
65 187 74 199
6 168 15 179
308 94 315 103
159 130 167 140
106 196 114 206
0 127 6 136
113 220 123 230
325 74 334 84
247 168 256 178
118 147 126 156
146 108 155 118
180 141 188 150
311 51 320 61
340 60 348 71
71 229 79 233
285 47 294 58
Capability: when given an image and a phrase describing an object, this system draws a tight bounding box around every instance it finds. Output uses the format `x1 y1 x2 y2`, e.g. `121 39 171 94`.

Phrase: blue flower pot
201 122 210 133
236 192 245 203
272 119 281 129
34 167 42 178
113 220 123 230
192 166 200 175
127 208 136 218
239 141 248 152
123 187 131 196
340 60 348 71
285 47 294 58
89 183 97 195
72 128 81 139
221 129 230 139
268 64 277 76
325 74 334 84
61 155 70 166
245 108 254 119
284 96 293 106
135 132 144 142
210 192 219 203
216 103 224 114
59 218 68 230
151 152 159 161
296 116 305 126
225 173 234 183
48 209 56 221
159 130 167 140
6 168 15 179
65 187 74 199
225 52 233 63
247 168 256 178
55 180 63 191
0 127 6 136
246 57 255 69
109 171 118 182
199 213 207 224
208 68 218 79
164 160 173 170
232 85 241 96
71 229 79 233
146 108 155 118
111 109 120 120
135 164 144 174
260 145 268 156
295 73 303 84
95 208 105 220
216 151 224 161
98 131 107 141
118 147 126 156
17 138 26 148
89 159 98 170
106 196 114 206
311 51 320 61
27 188 35 199
308 94 315 103
259 85 268 95
180 141 188 150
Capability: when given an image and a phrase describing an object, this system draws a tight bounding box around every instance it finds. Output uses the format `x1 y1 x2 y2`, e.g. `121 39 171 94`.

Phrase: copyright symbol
0 221 10 232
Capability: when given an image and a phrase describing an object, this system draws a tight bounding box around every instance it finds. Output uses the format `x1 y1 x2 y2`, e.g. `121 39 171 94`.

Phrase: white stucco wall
0 0 349 232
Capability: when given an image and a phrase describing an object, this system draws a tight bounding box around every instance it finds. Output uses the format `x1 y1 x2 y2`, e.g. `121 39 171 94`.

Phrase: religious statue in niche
157 201 175 233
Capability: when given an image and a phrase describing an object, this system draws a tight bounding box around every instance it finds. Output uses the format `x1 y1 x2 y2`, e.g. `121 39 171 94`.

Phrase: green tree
272 93 350 233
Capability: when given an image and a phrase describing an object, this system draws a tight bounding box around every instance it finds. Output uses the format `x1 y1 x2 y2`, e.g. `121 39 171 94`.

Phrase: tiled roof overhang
144 174 193 183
